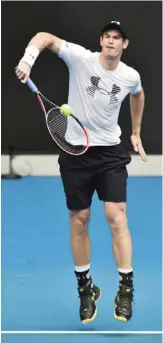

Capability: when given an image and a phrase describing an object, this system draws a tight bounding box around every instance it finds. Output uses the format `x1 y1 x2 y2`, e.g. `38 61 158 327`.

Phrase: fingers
15 62 31 83
137 144 148 162
131 136 148 162
15 68 27 83
21 75 29 83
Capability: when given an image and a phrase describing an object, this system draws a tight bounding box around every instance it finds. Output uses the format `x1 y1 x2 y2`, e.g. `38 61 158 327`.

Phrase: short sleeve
130 71 142 95
58 40 92 69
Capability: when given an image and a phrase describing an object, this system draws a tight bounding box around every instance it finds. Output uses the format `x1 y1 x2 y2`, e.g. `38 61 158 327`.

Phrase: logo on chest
86 76 121 105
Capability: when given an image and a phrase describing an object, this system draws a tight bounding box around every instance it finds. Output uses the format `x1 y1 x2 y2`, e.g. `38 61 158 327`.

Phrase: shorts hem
99 197 127 203
67 203 92 211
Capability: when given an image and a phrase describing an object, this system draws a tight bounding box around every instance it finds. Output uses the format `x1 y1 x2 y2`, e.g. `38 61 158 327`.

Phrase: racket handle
26 79 39 93
15 67 38 93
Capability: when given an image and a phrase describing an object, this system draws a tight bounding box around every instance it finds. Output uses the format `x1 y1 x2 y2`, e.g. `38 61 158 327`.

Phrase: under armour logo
86 76 121 104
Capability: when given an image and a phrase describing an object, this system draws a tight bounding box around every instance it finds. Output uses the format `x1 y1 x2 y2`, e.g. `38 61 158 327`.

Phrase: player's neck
99 53 121 71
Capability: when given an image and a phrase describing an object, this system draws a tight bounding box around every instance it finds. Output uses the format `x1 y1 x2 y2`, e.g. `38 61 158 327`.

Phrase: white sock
75 264 91 272
118 268 133 274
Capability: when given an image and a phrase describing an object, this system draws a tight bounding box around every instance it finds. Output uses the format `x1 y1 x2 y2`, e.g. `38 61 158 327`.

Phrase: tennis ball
60 104 72 116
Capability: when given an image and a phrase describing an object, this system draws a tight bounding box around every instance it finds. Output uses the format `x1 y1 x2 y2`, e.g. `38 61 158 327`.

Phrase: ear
123 39 129 50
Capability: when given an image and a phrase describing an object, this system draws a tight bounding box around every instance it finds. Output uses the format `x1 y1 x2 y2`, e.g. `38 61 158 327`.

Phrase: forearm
20 32 62 68
130 89 145 135
27 32 58 52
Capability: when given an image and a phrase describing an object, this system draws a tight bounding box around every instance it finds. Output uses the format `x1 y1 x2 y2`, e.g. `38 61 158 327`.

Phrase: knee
70 209 90 236
105 204 128 236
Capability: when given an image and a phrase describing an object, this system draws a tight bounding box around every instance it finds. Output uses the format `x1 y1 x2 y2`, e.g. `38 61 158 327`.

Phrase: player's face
100 30 128 59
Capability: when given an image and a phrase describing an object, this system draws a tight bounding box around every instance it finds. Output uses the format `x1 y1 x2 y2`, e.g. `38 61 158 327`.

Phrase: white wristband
21 46 40 68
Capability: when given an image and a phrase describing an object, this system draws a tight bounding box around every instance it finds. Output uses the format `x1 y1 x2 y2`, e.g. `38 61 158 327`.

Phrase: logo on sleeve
86 76 121 105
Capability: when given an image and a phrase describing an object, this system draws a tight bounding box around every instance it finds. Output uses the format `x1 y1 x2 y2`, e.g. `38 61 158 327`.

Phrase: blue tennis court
1 176 162 331
1 334 163 343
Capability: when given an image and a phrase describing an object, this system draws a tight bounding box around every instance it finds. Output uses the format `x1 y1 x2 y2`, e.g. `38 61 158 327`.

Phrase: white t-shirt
58 40 142 146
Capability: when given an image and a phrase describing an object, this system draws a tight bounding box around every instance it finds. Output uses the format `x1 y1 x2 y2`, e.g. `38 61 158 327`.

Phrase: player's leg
70 208 101 323
58 151 100 323
95 144 133 322
70 208 90 266
105 202 132 269
104 202 133 322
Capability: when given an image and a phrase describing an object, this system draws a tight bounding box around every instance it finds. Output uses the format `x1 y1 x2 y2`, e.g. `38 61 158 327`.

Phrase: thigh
95 144 131 203
58 152 95 210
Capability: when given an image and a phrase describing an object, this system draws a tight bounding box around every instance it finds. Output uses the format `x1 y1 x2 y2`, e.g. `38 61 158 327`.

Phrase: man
15 21 147 324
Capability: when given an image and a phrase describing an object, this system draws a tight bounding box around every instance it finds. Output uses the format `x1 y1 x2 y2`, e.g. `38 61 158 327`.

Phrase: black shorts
58 143 131 210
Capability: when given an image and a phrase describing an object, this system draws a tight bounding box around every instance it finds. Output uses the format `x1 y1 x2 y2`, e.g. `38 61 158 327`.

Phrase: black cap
101 21 128 39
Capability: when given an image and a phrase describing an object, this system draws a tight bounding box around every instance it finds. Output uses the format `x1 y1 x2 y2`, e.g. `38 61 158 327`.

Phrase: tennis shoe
114 285 134 322
78 281 101 324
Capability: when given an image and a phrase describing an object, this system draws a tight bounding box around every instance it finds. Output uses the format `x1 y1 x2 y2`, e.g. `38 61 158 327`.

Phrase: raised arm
15 32 63 83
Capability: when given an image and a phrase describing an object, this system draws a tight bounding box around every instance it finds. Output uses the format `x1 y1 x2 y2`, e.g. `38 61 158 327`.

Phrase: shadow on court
1 176 162 331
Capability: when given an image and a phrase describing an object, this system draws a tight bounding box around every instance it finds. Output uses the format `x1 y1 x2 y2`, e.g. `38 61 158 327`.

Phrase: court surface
1 176 162 331
1 334 163 343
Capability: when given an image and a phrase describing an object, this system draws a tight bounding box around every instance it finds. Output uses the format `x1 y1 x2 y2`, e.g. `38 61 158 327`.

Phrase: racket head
46 107 89 156
21 78 89 156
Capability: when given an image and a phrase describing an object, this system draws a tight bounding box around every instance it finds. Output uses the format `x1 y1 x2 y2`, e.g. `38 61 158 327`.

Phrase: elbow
34 32 54 48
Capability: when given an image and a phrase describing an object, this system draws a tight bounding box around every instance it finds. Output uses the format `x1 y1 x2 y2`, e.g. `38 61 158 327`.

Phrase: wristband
21 46 40 67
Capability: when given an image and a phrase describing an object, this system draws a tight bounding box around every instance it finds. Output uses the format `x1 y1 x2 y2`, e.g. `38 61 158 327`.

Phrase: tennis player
15 21 147 324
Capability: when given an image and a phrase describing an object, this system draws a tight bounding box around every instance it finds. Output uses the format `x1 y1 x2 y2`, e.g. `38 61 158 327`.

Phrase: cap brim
101 23 127 39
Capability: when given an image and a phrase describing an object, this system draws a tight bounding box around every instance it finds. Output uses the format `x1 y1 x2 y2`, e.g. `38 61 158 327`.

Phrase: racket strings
47 108 87 155
48 109 67 138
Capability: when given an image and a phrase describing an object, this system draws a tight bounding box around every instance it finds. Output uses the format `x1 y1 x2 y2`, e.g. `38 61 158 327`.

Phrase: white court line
1 331 163 334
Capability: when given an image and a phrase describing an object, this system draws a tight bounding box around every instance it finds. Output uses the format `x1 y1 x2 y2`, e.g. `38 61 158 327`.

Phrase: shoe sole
82 308 98 324
114 311 128 323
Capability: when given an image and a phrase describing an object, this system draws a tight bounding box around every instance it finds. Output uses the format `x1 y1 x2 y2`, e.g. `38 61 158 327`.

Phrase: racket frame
25 76 89 155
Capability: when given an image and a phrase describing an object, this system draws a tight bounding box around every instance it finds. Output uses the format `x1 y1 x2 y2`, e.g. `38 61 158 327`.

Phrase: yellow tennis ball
60 104 72 116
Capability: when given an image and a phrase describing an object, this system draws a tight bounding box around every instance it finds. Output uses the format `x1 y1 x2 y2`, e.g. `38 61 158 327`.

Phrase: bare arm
130 88 148 162
27 32 63 54
15 32 63 83
130 88 145 135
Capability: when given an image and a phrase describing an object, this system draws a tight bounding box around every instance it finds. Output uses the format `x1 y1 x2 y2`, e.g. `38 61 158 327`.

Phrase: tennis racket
19 76 89 155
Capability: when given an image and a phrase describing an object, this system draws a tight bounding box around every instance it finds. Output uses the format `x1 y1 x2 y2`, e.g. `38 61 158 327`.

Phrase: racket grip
15 67 38 93
26 79 39 93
